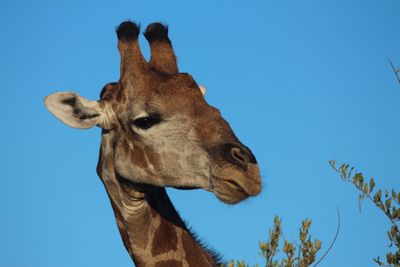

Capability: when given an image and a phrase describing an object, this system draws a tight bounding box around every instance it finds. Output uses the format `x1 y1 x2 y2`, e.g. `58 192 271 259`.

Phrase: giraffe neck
97 132 220 267
123 183 219 267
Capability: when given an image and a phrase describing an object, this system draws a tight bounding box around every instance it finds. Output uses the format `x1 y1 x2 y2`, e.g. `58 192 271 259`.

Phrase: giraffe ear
199 85 206 96
44 92 106 129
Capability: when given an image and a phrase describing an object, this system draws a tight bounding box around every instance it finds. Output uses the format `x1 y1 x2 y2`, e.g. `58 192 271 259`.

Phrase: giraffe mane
185 223 225 265
145 186 224 265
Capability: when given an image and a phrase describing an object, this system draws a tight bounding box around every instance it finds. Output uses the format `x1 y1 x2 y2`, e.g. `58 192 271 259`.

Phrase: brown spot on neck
151 214 179 256
182 233 218 266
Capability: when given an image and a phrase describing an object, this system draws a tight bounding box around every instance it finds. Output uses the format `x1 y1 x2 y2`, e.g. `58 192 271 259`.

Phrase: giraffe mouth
210 163 261 204
222 179 247 194
211 177 250 204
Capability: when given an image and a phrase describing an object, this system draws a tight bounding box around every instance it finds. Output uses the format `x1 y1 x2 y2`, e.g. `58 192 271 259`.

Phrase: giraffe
44 21 261 266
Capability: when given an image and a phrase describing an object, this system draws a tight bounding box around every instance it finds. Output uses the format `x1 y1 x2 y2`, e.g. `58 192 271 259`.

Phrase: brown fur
110 200 133 253
151 218 179 256
154 260 183 267
144 23 178 75
182 232 216 266
129 144 147 169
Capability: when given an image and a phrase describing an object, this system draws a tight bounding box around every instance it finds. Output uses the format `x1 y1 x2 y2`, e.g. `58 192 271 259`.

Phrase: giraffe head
45 21 261 204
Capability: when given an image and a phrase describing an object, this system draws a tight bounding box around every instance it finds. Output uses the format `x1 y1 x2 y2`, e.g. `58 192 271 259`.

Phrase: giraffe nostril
221 143 257 168
230 147 249 166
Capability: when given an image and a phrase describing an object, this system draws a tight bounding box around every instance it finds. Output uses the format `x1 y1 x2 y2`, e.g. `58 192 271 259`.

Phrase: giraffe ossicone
45 20 261 266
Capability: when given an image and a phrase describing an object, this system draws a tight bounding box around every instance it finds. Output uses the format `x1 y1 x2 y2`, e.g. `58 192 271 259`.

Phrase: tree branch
312 208 340 267
387 57 400 85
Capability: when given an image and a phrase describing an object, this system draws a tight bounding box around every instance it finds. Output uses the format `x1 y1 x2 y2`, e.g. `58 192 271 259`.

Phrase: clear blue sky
1 0 399 266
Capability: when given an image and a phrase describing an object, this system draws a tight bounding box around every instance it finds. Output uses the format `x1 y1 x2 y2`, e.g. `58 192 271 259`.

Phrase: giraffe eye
132 115 161 130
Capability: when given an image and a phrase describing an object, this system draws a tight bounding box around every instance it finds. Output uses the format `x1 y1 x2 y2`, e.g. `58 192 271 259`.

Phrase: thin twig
297 240 302 267
387 57 400 85
312 208 340 267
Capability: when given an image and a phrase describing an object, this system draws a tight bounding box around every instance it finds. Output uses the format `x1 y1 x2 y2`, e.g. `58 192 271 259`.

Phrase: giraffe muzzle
210 143 261 204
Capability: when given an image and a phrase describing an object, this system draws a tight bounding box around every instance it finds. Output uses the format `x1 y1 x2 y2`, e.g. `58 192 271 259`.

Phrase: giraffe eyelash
131 114 162 130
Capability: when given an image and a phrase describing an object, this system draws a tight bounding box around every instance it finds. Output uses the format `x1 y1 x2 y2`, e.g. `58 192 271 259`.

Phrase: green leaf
340 164 348 178
369 178 375 194
363 184 369 195
385 198 392 212
328 160 336 169
358 175 364 189
390 225 397 238
358 194 364 212
374 190 382 203
391 190 397 201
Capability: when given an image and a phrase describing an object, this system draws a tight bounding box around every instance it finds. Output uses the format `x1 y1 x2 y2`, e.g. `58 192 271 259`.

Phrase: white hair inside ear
199 85 206 96
44 92 106 129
